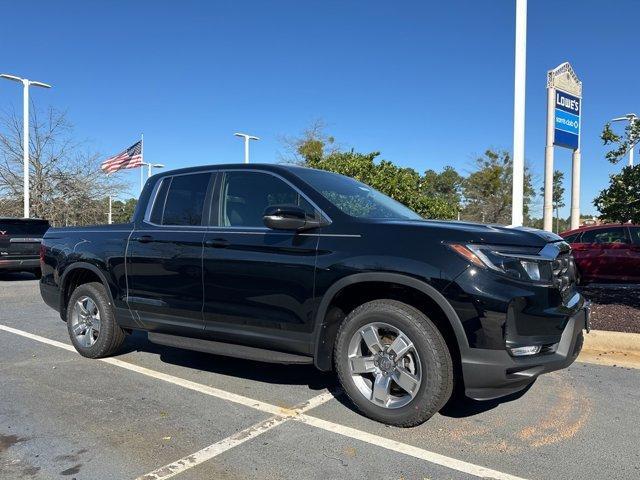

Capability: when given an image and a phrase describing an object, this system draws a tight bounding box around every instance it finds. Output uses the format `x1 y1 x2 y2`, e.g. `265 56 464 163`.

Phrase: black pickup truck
1 217 49 277
40 164 589 426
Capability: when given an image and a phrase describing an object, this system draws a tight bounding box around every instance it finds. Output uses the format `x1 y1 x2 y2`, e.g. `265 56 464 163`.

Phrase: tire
66 282 125 358
334 299 453 427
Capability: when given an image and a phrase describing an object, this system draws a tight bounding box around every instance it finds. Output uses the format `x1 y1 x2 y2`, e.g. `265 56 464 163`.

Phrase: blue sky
1 0 638 217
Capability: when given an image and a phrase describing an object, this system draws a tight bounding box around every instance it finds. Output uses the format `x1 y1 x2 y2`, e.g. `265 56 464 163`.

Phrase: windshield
294 168 423 220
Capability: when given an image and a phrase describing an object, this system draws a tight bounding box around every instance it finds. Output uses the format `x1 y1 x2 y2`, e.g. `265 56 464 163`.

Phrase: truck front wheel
66 282 125 358
334 299 453 427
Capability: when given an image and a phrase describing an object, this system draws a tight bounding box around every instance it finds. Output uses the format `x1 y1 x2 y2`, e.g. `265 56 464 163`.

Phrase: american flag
101 140 143 174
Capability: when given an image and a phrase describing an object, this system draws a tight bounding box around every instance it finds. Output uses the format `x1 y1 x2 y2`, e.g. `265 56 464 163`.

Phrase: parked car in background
560 224 640 284
0 218 50 278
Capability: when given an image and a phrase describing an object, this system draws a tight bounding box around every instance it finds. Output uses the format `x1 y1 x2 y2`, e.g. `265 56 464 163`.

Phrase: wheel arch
312 272 469 371
59 262 115 320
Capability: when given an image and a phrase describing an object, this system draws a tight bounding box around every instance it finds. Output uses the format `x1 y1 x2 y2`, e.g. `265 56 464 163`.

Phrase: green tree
462 149 534 224
306 150 460 219
593 165 640 223
288 124 461 219
539 170 565 233
111 198 138 223
601 119 640 164
422 166 464 206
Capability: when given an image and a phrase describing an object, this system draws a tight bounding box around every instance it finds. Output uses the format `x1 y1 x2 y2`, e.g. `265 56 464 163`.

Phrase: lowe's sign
554 90 581 150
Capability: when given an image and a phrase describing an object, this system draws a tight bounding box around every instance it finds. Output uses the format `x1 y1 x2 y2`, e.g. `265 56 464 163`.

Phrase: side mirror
263 205 314 231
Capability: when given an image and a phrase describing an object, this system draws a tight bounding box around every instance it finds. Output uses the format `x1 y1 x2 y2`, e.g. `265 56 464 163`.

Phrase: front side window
220 171 316 227
629 227 640 244
149 173 211 226
294 168 422 220
580 227 627 244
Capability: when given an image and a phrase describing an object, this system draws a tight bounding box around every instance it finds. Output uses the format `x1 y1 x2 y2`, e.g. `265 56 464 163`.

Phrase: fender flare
312 272 469 370
59 262 116 316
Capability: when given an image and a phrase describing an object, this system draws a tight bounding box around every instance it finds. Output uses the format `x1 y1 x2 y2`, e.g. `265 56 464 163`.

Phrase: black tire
66 282 125 358
334 299 453 427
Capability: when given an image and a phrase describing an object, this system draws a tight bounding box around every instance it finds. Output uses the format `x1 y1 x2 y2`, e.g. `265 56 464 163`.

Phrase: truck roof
151 163 310 179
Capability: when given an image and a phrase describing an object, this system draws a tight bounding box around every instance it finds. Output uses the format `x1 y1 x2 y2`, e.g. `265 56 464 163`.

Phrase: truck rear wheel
334 299 453 427
66 282 125 358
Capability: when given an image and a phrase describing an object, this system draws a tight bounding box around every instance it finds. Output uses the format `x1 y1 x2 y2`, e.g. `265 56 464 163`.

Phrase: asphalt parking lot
1 273 639 480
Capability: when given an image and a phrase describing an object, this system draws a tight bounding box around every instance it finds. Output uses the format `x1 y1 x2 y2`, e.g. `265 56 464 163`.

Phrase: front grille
552 251 576 295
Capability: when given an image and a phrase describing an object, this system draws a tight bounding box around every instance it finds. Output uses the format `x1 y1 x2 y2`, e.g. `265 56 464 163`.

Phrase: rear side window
149 173 211 226
580 227 627 244
629 227 640 244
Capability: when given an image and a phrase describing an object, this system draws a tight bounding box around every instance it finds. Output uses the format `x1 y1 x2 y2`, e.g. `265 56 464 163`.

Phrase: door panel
202 170 320 354
626 227 640 281
126 172 213 331
576 227 628 282
127 227 206 330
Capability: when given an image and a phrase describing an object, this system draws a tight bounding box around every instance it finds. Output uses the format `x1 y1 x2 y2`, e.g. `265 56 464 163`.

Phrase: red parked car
560 224 640 284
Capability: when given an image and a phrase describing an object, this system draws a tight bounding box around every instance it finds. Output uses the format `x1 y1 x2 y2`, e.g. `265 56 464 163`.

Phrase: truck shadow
123 330 334 391
121 330 526 421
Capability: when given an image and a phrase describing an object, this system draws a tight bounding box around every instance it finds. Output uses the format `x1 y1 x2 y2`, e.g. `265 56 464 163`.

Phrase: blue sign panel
554 90 581 150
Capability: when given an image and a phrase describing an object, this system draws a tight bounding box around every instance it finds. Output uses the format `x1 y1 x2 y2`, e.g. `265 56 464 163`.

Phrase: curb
582 329 640 354
579 329 640 369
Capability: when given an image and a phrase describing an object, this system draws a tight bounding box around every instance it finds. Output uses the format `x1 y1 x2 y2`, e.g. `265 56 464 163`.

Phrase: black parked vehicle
39 164 588 426
1 217 49 277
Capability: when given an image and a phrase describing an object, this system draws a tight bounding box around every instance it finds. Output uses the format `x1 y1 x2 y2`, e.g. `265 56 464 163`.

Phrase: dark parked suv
40 164 588 426
0 217 49 277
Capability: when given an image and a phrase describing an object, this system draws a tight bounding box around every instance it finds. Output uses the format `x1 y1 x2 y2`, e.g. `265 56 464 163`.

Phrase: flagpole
140 133 144 193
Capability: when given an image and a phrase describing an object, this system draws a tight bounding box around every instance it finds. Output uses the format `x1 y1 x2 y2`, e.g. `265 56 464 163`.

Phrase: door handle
132 235 154 243
205 238 229 248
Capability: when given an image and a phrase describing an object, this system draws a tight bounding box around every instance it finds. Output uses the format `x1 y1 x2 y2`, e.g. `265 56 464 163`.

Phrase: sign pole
544 62 582 233
570 149 581 230
511 0 527 227
543 85 555 231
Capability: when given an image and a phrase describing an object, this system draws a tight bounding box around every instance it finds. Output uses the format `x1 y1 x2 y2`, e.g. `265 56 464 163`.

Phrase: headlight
448 243 554 282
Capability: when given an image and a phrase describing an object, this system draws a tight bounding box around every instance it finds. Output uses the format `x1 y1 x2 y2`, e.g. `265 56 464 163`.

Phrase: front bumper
461 305 588 401
0 257 40 271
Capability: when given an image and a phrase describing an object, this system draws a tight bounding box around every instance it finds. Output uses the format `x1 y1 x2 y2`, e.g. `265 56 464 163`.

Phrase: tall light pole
611 113 637 166
146 163 165 178
511 0 527 227
234 132 259 164
1 74 52 218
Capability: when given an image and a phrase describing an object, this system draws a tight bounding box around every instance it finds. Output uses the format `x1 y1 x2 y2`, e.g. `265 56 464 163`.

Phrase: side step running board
148 332 314 365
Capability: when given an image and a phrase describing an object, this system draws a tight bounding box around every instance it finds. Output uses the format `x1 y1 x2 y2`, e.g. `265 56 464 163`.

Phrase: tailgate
0 219 49 257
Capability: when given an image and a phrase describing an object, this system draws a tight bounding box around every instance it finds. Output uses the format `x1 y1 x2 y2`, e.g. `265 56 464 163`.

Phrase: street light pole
611 113 637 167
147 163 165 178
1 74 52 218
234 132 260 164
511 0 527 227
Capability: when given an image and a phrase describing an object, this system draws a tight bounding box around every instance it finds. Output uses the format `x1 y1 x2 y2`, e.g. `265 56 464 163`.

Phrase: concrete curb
579 329 640 369
583 329 640 354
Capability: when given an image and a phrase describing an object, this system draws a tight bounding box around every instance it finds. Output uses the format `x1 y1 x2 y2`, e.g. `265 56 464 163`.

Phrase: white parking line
138 393 335 480
297 414 526 480
0 323 282 416
0 324 528 480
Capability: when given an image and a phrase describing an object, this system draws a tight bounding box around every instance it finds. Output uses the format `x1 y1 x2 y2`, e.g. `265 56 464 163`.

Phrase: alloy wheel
347 322 422 409
70 295 101 347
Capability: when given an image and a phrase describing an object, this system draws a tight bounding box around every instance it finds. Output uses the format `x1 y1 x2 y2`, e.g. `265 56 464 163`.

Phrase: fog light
509 345 542 356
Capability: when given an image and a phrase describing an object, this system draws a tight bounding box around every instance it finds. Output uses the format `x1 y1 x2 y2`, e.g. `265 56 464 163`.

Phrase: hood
373 219 563 248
